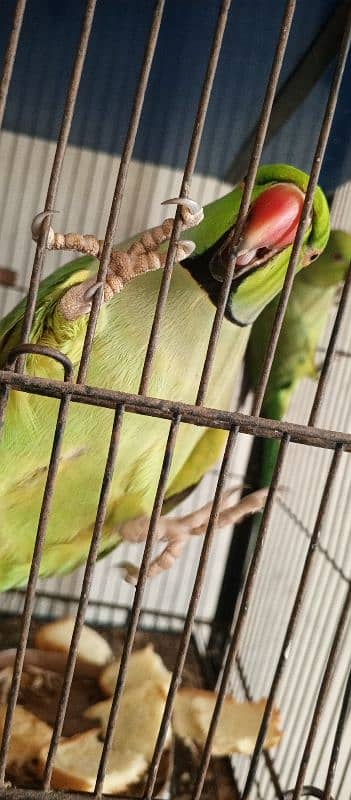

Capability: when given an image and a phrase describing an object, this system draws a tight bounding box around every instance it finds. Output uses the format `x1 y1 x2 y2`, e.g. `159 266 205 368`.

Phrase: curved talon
31 210 58 243
83 280 104 303
118 561 140 587
161 197 202 216
177 239 196 257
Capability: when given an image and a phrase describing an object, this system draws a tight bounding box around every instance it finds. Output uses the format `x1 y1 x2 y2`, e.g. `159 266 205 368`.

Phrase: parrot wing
0 255 96 366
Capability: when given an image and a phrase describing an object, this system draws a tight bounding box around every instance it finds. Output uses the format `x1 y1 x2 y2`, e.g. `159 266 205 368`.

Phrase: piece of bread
38 728 147 794
173 688 283 756
99 645 171 696
171 687 203 749
85 680 171 761
0 704 52 768
34 617 113 667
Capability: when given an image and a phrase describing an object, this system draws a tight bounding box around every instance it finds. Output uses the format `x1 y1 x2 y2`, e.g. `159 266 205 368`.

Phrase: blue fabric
1 0 349 193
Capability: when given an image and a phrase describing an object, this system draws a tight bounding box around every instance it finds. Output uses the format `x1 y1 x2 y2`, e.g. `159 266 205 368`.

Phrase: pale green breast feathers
0 260 245 589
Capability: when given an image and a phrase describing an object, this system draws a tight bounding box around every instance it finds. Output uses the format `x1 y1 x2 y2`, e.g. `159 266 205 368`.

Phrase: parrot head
185 164 330 326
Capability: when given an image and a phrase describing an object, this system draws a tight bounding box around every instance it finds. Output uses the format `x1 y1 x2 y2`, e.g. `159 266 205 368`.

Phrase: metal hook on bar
5 343 74 382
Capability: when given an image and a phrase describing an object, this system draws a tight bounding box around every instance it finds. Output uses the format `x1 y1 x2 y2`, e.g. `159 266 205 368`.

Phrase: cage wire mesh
0 1 351 799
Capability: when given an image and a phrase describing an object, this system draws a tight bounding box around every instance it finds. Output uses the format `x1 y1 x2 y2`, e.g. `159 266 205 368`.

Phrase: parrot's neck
183 232 241 324
182 251 222 312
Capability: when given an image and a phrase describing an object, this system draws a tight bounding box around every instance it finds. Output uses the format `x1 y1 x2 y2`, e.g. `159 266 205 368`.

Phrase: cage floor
0 611 237 800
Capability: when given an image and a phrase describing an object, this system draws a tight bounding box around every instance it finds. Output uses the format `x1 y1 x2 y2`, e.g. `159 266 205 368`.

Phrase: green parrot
245 228 351 488
0 165 330 591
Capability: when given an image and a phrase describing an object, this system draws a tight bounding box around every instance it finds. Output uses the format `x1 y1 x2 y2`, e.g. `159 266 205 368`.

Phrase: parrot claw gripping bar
30 199 203 322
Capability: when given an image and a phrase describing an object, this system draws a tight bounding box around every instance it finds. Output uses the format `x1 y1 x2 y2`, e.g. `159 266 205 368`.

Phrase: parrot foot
31 211 104 256
32 197 203 321
57 239 196 321
31 197 203 258
118 487 268 585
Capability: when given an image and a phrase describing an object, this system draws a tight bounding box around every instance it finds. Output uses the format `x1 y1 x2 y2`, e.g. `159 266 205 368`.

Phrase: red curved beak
237 182 305 267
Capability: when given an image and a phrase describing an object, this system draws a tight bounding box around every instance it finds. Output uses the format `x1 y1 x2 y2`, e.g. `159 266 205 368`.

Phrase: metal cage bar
77 0 166 385
251 9 351 419
0 0 26 129
139 0 233 395
1 368 350 450
0 345 74 784
93 414 181 794
41 404 125 788
196 0 296 406
143 426 239 799
0 1 350 799
241 445 344 798
17 0 98 372
291 579 351 799
322 663 351 799
191 433 291 800
309 262 351 425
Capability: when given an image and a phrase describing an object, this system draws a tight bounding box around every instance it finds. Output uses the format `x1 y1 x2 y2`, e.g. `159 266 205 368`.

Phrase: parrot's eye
333 252 343 262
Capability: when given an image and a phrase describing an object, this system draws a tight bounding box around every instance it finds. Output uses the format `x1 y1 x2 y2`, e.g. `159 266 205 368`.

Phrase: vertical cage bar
143 426 239 799
241 444 344 799
251 11 351 417
0 0 27 128
93 414 181 796
196 0 296 406
0 347 74 785
235 653 284 797
138 0 232 395
224 0 351 187
77 0 166 384
191 434 290 800
17 0 97 370
42 405 125 789
291 583 351 800
213 10 351 697
322 665 351 799
309 262 351 426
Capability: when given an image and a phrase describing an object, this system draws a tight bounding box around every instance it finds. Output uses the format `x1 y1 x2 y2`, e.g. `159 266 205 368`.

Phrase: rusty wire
309 262 351 425
93 415 181 795
0 0 350 798
251 6 351 419
2 367 351 451
17 0 98 373
230 16 351 796
0 0 26 129
42 404 125 788
322 664 351 799
196 0 296 406
143 426 240 799
77 0 166 384
138 0 232 395
290 577 351 799
191 433 291 800
0 345 74 784
241 445 344 799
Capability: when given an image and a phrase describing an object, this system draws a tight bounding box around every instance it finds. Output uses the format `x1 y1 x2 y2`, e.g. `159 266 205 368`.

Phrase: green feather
247 228 351 487
0 164 330 590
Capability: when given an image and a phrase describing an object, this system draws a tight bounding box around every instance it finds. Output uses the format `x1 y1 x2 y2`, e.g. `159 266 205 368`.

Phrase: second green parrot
246 228 351 488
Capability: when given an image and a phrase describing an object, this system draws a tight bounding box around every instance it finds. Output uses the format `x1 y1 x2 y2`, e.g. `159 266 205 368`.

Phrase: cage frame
0 1 350 799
